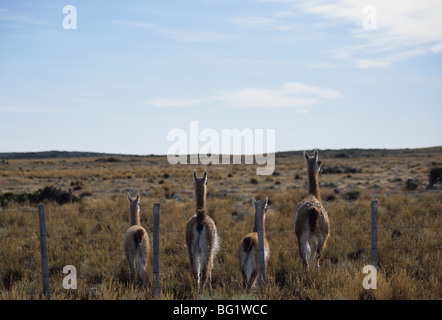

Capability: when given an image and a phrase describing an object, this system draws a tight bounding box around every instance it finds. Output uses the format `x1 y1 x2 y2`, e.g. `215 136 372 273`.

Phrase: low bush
429 167 442 188
405 178 419 191
0 186 78 207
321 166 362 174
342 190 360 201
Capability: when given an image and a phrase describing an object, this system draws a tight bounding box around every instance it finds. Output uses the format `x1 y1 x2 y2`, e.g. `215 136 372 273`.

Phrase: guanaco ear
264 196 268 209
127 192 131 202
314 150 319 160
193 169 197 182
203 169 207 183
252 197 256 207
304 151 309 162
136 193 140 202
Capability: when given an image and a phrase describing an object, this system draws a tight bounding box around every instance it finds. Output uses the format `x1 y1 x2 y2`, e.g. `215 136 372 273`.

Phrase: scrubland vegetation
0 148 441 300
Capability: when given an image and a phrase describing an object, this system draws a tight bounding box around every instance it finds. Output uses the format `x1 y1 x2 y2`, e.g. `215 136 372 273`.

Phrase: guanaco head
304 150 322 175
193 169 207 209
127 192 140 215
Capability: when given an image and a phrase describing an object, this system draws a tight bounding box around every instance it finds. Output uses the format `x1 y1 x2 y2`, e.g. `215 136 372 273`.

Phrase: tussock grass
0 150 441 299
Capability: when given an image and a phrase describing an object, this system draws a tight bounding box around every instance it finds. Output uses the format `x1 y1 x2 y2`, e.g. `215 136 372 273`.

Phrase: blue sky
0 0 441 155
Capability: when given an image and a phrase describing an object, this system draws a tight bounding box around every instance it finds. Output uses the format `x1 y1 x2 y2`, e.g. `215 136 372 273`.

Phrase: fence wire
0 200 440 298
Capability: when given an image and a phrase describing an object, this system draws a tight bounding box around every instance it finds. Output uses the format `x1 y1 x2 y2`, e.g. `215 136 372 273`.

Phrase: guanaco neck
195 184 206 211
308 169 321 201
195 185 206 225
252 209 265 236
129 207 140 226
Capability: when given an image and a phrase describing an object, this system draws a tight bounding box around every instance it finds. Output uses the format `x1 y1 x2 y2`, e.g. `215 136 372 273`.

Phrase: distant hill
0 147 441 160
276 146 442 158
0 151 122 160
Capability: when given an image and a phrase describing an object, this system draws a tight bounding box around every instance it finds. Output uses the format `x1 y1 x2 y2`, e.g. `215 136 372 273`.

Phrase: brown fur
307 206 320 232
123 193 150 287
185 170 219 293
308 169 321 201
242 236 254 254
237 197 270 294
133 228 145 246
294 151 329 270
295 196 329 238
195 208 205 232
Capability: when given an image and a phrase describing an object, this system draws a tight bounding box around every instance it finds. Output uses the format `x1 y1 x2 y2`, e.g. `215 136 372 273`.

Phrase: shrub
405 178 418 191
334 153 349 158
33 186 74 204
0 186 78 207
79 192 93 199
0 193 14 208
94 157 121 163
321 166 362 174
342 190 360 201
429 167 442 188
0 192 29 207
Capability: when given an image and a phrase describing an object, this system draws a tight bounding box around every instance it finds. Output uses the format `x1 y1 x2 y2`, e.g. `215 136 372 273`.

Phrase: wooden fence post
256 200 266 288
153 203 160 298
370 200 378 267
38 204 50 300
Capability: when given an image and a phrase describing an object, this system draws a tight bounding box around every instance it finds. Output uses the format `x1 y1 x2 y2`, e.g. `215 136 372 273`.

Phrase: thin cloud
219 88 318 108
113 20 232 43
0 7 49 27
355 59 389 69
145 99 202 107
300 0 442 64
230 16 273 28
257 0 442 67
0 106 70 113
145 82 341 110
430 43 442 54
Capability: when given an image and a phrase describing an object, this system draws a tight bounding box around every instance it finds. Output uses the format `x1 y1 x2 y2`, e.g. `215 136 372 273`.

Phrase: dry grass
0 148 441 300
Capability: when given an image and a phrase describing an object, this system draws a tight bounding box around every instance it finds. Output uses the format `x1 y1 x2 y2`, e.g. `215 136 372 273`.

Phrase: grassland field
0 148 441 300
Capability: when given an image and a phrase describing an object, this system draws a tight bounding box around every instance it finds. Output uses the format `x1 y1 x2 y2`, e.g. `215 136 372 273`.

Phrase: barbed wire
2 243 438 264
0 223 440 242
1 197 441 214
1 191 440 298
0 202 439 266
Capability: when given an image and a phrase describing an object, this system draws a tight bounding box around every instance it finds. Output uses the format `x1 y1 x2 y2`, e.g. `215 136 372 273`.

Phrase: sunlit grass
0 149 441 299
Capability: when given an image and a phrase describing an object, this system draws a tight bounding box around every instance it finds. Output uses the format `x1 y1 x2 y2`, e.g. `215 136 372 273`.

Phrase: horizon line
0 145 441 158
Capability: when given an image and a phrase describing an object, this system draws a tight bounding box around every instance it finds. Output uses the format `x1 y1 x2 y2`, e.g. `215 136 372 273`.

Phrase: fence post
256 200 266 288
153 203 160 298
370 200 378 267
38 204 50 300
